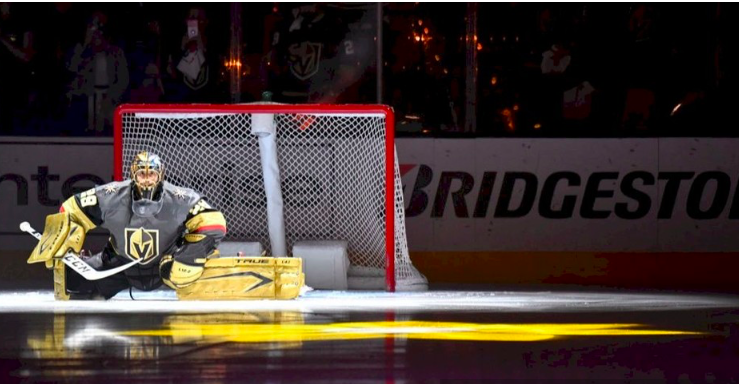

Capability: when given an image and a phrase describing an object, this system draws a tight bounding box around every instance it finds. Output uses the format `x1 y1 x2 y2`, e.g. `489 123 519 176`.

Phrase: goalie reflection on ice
35 151 228 300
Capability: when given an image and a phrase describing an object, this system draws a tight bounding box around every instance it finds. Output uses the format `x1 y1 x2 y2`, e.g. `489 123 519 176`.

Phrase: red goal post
114 104 427 292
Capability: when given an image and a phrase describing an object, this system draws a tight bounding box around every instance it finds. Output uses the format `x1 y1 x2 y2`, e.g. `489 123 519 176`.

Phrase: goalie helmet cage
114 104 427 292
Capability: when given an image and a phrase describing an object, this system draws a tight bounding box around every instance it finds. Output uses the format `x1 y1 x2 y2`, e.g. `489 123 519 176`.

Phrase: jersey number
79 188 98 207
344 41 354 55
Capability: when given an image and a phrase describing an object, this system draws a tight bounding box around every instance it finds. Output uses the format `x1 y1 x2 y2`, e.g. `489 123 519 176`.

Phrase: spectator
165 7 216 102
128 11 165 103
27 3 84 133
262 3 370 104
540 44 571 75
0 2 35 134
621 5 660 133
68 10 129 135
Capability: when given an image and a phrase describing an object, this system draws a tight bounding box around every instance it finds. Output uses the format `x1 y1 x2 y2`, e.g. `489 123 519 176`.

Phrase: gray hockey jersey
60 180 226 271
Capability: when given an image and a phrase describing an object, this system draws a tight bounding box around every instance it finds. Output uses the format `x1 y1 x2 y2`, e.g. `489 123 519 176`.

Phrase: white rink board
2 137 739 253
0 138 114 251
397 138 739 252
657 138 739 251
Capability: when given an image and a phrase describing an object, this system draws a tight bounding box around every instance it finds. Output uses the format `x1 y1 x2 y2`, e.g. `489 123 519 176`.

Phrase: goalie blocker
27 212 87 300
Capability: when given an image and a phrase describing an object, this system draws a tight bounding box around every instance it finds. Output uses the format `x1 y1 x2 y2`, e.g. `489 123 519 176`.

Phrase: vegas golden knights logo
288 42 322 80
124 228 160 265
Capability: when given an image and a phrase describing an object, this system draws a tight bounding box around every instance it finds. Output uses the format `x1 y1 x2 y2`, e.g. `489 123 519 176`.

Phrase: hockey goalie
25 151 304 300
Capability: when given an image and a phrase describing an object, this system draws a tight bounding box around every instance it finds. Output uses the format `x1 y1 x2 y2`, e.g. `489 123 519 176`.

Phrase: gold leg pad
176 257 304 300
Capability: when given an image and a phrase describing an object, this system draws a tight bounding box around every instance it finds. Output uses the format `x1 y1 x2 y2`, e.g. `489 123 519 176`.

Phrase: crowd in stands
0 3 733 138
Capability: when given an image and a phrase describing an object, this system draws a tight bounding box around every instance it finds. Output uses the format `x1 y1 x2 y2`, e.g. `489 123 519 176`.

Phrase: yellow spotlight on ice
122 321 705 345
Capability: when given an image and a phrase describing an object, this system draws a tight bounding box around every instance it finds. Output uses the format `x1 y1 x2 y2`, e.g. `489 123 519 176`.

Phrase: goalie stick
20 221 142 281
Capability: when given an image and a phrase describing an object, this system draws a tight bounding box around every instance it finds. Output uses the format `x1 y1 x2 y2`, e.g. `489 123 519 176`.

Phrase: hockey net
114 104 427 291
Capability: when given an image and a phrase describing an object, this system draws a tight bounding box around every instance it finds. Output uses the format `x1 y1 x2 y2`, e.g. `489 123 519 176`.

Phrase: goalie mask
131 151 164 217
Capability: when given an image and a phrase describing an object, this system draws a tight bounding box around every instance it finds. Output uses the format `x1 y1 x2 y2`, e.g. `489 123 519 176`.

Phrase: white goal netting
116 105 427 291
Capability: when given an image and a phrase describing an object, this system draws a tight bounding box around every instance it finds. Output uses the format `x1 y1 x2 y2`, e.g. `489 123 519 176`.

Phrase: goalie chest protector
94 181 202 266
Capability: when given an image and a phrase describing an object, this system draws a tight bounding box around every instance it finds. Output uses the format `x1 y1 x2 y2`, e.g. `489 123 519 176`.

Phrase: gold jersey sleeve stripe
186 211 227 233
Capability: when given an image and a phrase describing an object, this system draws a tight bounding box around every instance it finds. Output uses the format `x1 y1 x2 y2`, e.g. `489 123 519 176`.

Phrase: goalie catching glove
159 233 212 289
